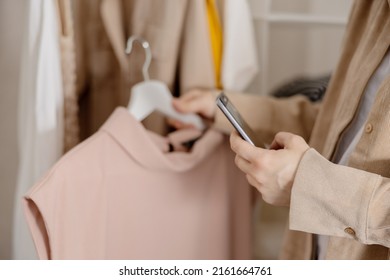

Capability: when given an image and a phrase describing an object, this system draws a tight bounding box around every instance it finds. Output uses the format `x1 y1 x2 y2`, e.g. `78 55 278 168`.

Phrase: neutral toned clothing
334 48 390 166
24 108 252 260
317 47 390 260
13 0 64 260
214 0 390 259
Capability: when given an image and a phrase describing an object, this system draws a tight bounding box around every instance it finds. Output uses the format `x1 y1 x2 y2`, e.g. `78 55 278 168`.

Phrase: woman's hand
170 89 217 129
230 131 310 206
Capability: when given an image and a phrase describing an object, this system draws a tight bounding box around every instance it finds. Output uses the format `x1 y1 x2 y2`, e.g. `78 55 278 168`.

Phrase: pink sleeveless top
24 107 252 259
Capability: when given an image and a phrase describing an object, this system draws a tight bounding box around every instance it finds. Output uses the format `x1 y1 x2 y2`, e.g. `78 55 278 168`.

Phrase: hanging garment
74 0 216 137
177 0 216 93
23 107 252 260
13 0 64 259
221 0 258 91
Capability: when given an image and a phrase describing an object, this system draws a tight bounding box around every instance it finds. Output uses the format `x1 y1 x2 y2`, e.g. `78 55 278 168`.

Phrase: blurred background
0 0 352 260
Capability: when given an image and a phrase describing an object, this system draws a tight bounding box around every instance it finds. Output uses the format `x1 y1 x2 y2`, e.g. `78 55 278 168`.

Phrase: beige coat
215 0 390 259
73 0 215 137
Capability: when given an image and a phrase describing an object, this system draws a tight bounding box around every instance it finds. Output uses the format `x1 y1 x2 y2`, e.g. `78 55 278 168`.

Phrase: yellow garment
206 0 223 89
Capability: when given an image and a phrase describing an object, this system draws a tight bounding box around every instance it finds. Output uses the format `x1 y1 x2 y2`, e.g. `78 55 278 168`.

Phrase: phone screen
216 92 259 146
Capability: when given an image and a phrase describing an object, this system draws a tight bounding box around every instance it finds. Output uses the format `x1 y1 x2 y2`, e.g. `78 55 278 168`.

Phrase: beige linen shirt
214 0 390 259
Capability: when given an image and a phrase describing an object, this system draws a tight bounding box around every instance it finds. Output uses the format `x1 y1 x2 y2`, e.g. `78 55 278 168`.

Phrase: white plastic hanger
126 36 205 130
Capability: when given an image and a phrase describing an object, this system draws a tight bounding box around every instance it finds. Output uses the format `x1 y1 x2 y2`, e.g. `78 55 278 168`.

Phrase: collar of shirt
100 107 224 172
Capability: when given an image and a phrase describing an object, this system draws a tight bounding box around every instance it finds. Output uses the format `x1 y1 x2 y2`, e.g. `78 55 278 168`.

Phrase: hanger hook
125 35 151 81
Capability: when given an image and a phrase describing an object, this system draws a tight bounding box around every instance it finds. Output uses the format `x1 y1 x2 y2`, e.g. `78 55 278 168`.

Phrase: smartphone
216 92 259 146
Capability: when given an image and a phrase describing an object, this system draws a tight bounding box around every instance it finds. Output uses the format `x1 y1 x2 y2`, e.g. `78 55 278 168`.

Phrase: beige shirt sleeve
290 148 390 248
213 91 320 145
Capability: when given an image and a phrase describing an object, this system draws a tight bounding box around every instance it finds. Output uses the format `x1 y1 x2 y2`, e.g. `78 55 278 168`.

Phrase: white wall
0 0 25 260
